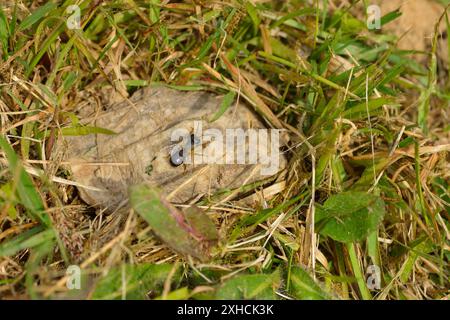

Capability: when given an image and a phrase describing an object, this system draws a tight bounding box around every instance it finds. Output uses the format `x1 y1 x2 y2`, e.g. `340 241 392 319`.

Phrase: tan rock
60 86 286 209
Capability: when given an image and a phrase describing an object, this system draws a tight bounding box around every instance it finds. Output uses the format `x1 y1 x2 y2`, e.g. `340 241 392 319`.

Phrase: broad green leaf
209 91 236 122
289 266 332 300
129 185 218 261
184 206 219 242
215 270 281 300
92 263 175 300
315 191 385 243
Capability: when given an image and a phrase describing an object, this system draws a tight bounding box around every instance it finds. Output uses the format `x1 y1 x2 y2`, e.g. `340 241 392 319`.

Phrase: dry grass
0 0 449 300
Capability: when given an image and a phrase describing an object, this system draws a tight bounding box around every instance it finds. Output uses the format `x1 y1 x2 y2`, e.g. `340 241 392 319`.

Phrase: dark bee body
169 134 200 167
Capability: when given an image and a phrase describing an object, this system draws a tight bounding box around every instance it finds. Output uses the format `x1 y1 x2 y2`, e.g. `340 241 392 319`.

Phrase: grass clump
0 0 449 300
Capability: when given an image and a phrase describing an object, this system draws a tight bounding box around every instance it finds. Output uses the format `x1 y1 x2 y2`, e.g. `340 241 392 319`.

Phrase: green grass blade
18 2 57 31
0 136 51 226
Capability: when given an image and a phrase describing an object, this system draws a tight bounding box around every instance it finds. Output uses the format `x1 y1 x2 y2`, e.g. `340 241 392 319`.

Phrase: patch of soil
378 0 448 64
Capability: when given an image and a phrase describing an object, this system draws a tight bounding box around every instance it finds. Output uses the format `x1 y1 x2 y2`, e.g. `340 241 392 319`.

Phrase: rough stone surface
61 86 285 209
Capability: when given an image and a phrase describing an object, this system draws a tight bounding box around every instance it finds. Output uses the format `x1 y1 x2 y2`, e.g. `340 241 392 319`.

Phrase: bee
170 133 201 167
